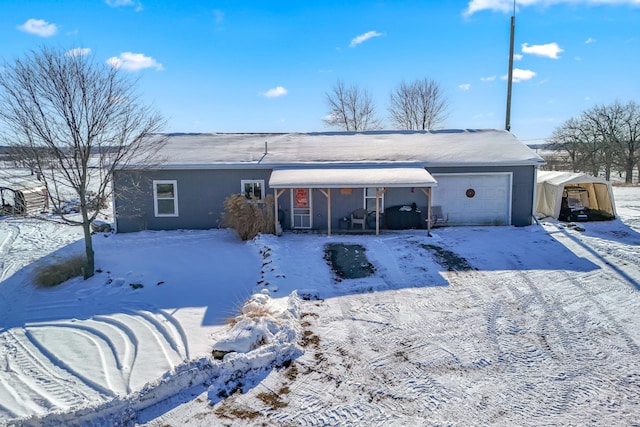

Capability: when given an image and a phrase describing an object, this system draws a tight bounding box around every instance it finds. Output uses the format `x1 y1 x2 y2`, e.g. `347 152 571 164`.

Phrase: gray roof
133 129 545 169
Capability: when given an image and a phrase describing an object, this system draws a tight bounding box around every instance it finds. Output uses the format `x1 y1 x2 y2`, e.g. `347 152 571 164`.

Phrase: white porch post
274 189 285 235
375 187 386 236
319 188 331 236
420 187 432 237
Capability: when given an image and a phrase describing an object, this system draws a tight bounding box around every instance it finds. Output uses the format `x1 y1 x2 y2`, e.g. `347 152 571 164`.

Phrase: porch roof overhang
268 167 438 189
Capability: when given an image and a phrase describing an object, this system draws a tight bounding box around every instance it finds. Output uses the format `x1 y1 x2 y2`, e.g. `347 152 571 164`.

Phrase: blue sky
2 0 639 144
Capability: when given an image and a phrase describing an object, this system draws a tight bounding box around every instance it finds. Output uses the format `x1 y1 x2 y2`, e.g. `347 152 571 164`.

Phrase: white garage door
431 173 512 226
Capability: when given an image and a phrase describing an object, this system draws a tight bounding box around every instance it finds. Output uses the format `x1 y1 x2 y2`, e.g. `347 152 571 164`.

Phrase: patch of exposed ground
420 243 476 271
324 243 376 280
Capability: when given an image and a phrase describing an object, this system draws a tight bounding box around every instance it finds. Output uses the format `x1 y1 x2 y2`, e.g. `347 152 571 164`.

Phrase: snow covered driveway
168 224 639 426
1 187 640 426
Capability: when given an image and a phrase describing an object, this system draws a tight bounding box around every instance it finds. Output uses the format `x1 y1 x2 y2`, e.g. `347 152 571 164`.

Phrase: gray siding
426 165 536 226
113 168 272 232
113 164 536 233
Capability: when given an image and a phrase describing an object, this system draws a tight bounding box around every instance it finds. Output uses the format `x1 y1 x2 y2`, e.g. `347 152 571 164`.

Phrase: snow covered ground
1 186 639 426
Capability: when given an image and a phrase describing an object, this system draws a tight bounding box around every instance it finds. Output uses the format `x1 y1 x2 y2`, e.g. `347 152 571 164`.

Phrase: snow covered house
112 130 545 233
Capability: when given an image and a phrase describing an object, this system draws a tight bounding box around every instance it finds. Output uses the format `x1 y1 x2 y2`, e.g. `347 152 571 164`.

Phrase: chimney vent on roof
264 140 268 155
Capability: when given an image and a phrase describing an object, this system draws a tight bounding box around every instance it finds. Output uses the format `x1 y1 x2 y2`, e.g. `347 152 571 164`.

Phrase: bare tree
0 46 166 279
323 80 382 131
549 100 640 182
605 100 640 184
550 117 601 174
388 78 448 130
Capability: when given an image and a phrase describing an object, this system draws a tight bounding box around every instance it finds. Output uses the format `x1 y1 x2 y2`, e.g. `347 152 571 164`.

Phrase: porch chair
350 208 367 229
430 205 448 227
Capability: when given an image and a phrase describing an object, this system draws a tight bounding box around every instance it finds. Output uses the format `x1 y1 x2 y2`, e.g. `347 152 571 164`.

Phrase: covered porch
269 167 438 236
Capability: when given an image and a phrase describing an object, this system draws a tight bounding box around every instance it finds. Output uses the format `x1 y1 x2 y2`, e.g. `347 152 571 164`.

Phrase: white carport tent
269 167 438 235
536 170 617 219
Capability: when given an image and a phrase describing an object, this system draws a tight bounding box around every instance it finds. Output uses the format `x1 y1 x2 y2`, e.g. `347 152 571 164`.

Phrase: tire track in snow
22 329 117 398
545 222 640 290
26 322 131 395
0 329 107 412
506 269 590 418
92 315 139 393
262 295 453 426
558 270 640 356
0 222 19 282
445 269 589 424
113 310 185 388
124 309 188 362
466 265 640 425
154 309 191 361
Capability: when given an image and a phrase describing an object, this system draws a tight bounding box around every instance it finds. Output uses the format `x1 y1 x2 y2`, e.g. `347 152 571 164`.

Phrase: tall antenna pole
505 0 516 132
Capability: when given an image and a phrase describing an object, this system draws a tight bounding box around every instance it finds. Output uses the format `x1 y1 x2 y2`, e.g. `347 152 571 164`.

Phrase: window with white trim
364 187 384 212
241 179 265 201
153 180 178 217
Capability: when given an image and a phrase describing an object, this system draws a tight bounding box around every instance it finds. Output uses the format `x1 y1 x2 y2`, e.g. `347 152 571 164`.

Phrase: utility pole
505 1 516 132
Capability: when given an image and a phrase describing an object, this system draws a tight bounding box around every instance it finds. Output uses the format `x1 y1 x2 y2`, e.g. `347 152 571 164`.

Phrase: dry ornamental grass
33 255 86 287
223 194 275 240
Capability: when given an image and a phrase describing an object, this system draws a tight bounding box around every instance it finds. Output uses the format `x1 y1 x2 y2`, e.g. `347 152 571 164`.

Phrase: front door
291 188 312 229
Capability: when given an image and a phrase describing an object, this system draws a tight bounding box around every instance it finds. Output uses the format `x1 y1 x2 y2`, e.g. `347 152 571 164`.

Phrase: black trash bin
384 205 422 229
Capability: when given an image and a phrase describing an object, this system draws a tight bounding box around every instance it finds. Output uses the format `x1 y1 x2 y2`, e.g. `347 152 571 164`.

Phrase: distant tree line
323 78 449 132
548 100 640 183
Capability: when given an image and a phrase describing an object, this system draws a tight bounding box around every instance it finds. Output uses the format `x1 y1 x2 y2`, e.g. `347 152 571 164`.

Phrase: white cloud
464 0 640 16
514 53 523 61
260 86 288 98
459 83 472 91
105 0 142 11
481 75 496 82
65 48 91 57
350 30 383 48
502 68 537 82
17 19 57 37
106 52 164 71
585 37 596 44
464 0 515 16
522 42 563 59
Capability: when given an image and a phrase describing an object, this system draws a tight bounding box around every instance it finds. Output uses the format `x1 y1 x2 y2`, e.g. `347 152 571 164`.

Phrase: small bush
34 255 86 287
223 194 275 241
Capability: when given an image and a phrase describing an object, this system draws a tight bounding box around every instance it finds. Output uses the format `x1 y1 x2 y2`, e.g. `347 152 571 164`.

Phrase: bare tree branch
388 78 448 130
323 80 382 131
549 100 640 182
